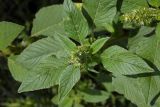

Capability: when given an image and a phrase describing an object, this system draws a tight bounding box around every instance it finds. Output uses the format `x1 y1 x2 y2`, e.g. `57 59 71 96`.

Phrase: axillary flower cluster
69 45 91 71
121 7 160 26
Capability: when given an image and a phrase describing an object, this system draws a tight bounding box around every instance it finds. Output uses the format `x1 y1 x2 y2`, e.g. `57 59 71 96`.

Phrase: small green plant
1 0 160 106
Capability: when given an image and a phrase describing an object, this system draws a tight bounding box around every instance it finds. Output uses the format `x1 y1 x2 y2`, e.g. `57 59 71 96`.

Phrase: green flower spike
69 45 91 71
121 7 160 26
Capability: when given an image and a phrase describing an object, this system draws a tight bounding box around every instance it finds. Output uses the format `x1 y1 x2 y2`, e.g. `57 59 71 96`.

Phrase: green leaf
156 23 160 39
18 56 68 93
101 46 154 75
17 36 59 69
8 56 28 82
80 89 110 103
129 25 160 70
32 5 65 36
147 0 160 8
0 21 24 50
54 32 77 53
113 75 160 107
63 0 89 43
59 97 73 107
128 26 155 61
121 0 148 13
91 37 109 54
17 33 76 69
59 65 80 101
83 0 117 30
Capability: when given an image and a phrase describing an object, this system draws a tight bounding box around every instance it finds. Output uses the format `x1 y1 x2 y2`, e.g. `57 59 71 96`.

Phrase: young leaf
8 56 28 82
90 37 109 54
52 95 74 107
0 21 24 50
32 5 65 36
59 65 80 102
17 33 76 69
59 96 73 107
63 0 89 44
113 75 160 107
80 89 110 103
83 0 117 31
121 0 148 13
18 56 68 93
101 46 154 76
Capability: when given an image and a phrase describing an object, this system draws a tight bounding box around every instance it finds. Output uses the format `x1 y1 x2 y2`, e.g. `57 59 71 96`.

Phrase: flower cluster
121 7 160 26
69 45 91 69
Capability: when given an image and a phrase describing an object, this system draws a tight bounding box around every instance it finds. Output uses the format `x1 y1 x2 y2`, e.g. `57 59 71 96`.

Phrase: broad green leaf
0 21 24 50
113 75 160 107
17 36 60 69
121 0 148 13
63 0 89 43
129 25 160 70
8 56 28 82
101 46 154 75
91 37 109 54
83 0 117 31
154 24 160 70
54 32 77 53
147 0 160 8
17 33 76 69
59 65 80 101
128 26 155 61
18 56 68 93
32 5 65 36
80 89 110 103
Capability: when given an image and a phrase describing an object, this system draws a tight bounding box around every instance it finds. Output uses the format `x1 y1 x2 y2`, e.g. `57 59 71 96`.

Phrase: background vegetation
0 0 153 107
